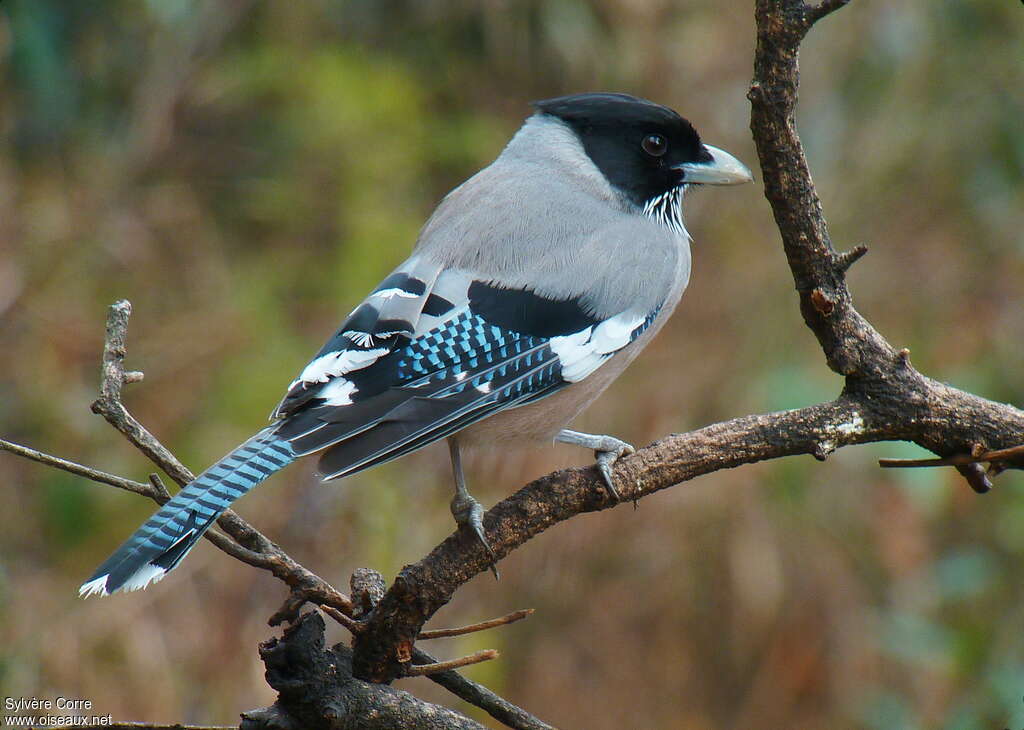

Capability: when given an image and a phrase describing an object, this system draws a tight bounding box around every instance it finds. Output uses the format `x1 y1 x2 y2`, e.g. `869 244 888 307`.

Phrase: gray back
414 115 691 319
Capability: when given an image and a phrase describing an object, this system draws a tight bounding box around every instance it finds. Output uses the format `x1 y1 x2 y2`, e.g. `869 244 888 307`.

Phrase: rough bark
240 613 487 730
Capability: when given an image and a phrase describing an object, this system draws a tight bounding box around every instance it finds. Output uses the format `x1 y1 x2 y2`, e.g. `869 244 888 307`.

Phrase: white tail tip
78 563 168 597
79 575 110 598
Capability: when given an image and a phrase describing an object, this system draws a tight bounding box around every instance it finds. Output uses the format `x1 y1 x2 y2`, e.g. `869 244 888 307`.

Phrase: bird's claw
451 493 499 580
593 437 634 503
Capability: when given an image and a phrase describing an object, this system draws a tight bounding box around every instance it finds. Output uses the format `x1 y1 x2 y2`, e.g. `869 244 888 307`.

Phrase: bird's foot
556 429 634 503
450 492 499 580
592 436 634 504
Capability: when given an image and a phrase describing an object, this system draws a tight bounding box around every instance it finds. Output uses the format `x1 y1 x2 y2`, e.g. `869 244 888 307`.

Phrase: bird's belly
457 258 686 450
457 375 613 447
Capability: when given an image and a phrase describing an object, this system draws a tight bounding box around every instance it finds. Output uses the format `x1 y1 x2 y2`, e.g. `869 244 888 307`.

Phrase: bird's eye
641 134 668 157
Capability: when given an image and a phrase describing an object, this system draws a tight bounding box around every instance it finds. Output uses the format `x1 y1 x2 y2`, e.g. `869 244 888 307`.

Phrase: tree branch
6 2 1021 727
4 301 548 729
418 609 534 640
240 612 489 730
405 650 499 677
87 300 354 618
410 648 556 730
804 0 852 26
343 568 552 730
350 0 1024 684
0 437 157 498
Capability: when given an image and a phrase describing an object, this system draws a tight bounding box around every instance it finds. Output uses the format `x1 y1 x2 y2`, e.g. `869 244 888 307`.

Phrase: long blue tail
79 428 295 596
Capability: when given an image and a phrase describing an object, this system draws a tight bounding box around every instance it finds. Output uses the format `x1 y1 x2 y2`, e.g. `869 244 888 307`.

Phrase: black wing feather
271 268 660 484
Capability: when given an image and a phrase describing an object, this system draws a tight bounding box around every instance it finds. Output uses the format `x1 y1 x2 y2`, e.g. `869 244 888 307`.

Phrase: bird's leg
556 429 634 502
447 436 499 579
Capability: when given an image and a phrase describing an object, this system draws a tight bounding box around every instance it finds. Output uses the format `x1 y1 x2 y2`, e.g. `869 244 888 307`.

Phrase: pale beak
675 144 753 186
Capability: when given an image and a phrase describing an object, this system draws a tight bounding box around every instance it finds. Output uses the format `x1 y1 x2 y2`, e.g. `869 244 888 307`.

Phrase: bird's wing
271 254 662 481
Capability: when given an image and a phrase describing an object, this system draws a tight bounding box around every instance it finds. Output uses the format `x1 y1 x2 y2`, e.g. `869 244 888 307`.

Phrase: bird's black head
532 92 712 207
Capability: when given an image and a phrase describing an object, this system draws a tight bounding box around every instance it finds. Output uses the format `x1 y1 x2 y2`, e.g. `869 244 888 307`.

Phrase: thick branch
353 398 868 680
345 568 552 730
355 392 1024 682
749 0 887 377
351 0 1024 684
4 302 553 728
241 612 487 730
747 0 1024 457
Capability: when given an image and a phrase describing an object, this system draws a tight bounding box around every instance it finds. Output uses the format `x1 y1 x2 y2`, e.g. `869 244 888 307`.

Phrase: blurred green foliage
1 1 1022 728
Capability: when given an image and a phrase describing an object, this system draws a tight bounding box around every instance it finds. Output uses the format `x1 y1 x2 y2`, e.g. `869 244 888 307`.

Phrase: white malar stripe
299 347 389 384
642 186 691 241
79 575 110 598
319 378 358 405
119 563 169 593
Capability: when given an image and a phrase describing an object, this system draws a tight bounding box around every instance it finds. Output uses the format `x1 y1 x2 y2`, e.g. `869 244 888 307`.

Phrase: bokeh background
2 2 1023 728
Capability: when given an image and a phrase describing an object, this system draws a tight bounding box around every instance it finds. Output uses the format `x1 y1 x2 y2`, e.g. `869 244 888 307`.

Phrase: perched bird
80 92 752 597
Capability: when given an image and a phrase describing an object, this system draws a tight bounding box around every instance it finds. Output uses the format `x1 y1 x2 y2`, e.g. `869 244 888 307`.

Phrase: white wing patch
371 288 419 301
550 312 647 382
318 378 358 406
299 347 390 384
343 330 376 347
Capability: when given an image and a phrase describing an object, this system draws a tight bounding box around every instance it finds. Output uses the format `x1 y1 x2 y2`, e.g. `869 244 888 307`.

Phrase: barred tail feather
79 428 295 597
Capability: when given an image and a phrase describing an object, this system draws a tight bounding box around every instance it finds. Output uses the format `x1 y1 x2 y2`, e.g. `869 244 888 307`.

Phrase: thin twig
419 609 534 640
879 455 977 468
148 472 172 500
0 438 158 498
804 0 852 25
833 244 869 274
405 650 499 677
879 443 1024 468
0 435 280 568
323 605 364 634
340 569 552 728
978 443 1024 462
411 648 556 730
87 300 354 616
